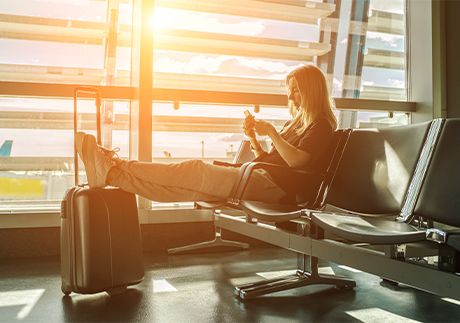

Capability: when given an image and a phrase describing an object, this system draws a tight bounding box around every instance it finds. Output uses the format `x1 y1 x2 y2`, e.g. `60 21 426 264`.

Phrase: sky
0 0 406 158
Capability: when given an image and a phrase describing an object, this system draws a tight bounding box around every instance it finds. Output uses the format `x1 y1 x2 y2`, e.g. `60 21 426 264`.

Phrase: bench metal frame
215 212 460 301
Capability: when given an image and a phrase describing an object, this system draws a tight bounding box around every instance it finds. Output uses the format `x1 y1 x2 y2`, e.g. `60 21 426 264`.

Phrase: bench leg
234 255 356 299
168 226 249 254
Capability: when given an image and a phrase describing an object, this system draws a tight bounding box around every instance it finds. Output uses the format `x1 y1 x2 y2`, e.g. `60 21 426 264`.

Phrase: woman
76 64 337 204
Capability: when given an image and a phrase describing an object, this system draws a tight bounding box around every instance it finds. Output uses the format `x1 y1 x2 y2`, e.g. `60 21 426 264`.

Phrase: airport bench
310 118 460 272
214 119 460 301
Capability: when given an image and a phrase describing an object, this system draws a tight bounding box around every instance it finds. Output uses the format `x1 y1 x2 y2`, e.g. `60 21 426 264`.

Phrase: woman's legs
110 159 288 204
113 159 237 197
109 159 240 202
77 132 287 203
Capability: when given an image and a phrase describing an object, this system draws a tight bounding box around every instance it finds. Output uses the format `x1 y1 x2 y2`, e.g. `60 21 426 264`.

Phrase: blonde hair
282 64 337 135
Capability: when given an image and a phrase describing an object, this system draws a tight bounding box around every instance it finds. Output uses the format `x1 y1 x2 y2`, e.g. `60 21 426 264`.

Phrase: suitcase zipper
100 195 115 290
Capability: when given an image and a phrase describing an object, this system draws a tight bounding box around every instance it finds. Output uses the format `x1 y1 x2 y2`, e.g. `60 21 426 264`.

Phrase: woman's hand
243 114 256 139
254 120 276 137
254 120 310 168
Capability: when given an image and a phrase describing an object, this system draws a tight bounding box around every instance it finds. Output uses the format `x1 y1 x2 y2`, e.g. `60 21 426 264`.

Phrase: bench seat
214 118 458 299
311 118 460 255
310 212 425 244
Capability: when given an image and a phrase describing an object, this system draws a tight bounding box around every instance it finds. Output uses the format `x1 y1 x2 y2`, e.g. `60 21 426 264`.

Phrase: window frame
0 0 422 228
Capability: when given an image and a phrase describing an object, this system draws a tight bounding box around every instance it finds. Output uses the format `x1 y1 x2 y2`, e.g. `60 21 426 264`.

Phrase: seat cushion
311 212 426 244
239 200 303 222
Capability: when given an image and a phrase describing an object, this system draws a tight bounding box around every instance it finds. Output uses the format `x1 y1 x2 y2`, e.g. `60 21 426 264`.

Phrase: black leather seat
311 119 460 250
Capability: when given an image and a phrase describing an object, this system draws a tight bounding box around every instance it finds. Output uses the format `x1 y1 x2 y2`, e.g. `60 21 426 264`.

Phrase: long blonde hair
282 64 337 135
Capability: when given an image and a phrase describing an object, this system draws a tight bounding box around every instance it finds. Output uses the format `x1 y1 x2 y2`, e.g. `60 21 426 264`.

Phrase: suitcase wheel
106 285 127 296
61 282 72 295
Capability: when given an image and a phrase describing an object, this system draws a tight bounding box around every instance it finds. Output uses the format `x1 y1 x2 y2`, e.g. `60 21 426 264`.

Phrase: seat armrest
427 229 460 252
228 162 326 204
426 228 448 243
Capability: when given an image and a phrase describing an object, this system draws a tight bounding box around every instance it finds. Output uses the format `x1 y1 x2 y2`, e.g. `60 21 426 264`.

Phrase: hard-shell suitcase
60 86 144 296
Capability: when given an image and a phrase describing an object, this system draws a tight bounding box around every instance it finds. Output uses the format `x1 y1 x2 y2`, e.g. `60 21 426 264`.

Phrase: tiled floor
1 247 459 322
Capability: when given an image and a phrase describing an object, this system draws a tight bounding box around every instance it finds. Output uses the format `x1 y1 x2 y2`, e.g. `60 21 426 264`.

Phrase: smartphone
244 110 252 117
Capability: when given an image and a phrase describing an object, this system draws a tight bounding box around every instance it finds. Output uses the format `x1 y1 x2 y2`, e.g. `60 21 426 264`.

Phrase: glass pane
151 103 292 160
331 0 406 101
357 111 409 128
0 0 132 86
0 97 129 209
151 3 329 93
149 0 408 134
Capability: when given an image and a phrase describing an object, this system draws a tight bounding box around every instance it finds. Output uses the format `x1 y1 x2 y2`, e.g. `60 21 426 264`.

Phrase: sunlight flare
0 289 45 319
346 308 422 323
153 279 178 293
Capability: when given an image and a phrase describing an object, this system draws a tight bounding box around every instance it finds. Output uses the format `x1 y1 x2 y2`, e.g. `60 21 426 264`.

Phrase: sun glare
151 8 265 37
0 289 45 319
153 279 178 293
346 308 421 323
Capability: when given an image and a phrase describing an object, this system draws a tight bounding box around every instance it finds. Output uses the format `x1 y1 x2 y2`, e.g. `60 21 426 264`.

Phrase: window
0 0 133 86
0 0 413 217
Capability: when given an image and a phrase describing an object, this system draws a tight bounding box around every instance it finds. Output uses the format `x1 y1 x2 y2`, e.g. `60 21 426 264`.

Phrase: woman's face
288 77 302 111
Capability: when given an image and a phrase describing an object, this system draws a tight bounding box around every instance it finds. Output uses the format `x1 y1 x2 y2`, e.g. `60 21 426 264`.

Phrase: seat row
214 118 460 300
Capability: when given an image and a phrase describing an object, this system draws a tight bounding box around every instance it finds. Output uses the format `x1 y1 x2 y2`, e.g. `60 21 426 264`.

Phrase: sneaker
82 134 115 188
75 131 86 163
76 131 119 162
100 146 120 161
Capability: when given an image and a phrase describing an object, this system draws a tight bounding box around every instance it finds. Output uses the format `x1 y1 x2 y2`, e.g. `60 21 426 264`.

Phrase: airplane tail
0 140 13 157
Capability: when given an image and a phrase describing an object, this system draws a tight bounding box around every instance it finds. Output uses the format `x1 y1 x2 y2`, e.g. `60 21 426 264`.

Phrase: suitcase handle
74 86 102 186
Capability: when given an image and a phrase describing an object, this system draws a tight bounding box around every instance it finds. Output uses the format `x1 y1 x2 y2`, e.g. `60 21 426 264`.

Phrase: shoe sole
82 134 99 188
75 132 86 163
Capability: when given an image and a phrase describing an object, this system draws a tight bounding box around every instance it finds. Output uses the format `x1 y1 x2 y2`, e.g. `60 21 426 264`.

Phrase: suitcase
60 86 144 296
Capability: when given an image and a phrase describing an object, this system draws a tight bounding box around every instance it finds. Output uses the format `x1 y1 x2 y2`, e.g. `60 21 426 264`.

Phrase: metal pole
340 0 370 129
